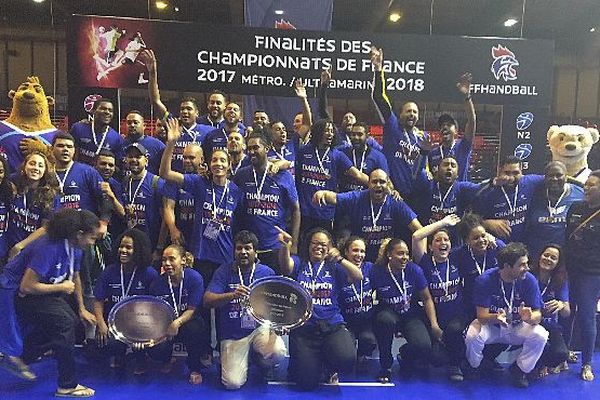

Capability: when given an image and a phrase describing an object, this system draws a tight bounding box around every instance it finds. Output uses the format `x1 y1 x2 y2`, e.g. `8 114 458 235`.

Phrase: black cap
438 113 457 129
125 142 148 156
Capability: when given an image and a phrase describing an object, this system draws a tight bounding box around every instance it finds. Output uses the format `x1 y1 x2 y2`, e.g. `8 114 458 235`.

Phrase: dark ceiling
1 0 599 52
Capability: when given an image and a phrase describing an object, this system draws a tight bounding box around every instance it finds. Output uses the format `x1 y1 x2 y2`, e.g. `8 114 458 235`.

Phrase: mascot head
6 76 55 131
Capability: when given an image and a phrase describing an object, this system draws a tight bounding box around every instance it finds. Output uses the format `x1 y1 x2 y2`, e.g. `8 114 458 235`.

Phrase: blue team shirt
6 192 60 249
121 172 165 248
202 128 233 162
473 268 542 324
164 180 196 244
56 162 104 213
381 112 428 197
70 122 124 166
122 135 166 175
0 121 58 172
525 184 584 258
428 138 472 182
0 236 82 290
182 175 241 265
267 142 296 176
473 175 544 242
291 255 349 326
537 277 569 327
339 262 374 323
336 190 416 262
339 146 388 192
94 264 158 312
0 201 9 260
150 268 205 315
295 144 353 221
207 262 275 340
229 155 251 179
419 254 463 327
170 124 211 173
233 167 298 251
335 132 383 152
370 261 428 315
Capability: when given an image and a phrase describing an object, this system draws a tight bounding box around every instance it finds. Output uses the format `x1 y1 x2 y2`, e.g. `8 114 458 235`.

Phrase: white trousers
465 319 548 373
220 325 287 390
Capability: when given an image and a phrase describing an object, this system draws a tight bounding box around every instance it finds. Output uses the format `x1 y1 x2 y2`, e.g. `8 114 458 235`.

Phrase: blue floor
1 351 599 400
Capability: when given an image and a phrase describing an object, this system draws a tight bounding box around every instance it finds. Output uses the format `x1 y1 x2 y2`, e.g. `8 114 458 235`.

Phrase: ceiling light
274 10 284 15
32 0 46 3
590 27 597 32
504 18 518 27
155 1 168 10
389 12 402 23
174 6 180 12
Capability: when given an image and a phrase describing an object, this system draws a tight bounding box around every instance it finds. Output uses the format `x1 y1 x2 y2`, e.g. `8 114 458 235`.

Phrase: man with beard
339 122 388 192
318 69 382 152
121 110 165 175
227 130 250 179
473 155 544 242
252 110 270 130
70 98 124 167
203 102 245 162
427 73 476 182
370 47 428 206
204 230 286 390
197 90 227 128
233 133 300 271
313 169 421 262
163 143 204 248
412 156 479 243
122 143 165 250
141 50 212 172
465 242 548 388
267 121 296 176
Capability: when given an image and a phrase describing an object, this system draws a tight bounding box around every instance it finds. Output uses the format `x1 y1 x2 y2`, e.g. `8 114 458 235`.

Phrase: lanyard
91 121 109 156
168 269 185 318
432 257 450 296
547 185 568 217
120 265 137 299
22 192 30 225
540 276 552 297
252 167 267 203
238 264 256 287
181 123 198 141
500 184 519 215
352 147 367 173
436 182 454 210
55 162 74 194
500 278 515 314
387 264 408 305
370 197 386 228
439 142 456 160
230 155 246 175
315 147 331 176
128 170 147 205
308 260 325 294
211 180 229 220
469 247 487 275
64 239 75 280
273 145 287 161
350 267 364 310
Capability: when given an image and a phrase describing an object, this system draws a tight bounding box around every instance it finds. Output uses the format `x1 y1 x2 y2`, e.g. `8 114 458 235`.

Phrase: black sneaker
377 368 392 383
448 365 464 382
510 364 529 388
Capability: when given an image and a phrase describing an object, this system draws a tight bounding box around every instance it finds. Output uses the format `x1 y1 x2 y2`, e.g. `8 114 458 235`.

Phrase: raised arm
139 49 168 117
318 68 332 120
457 72 476 140
370 47 392 123
294 79 312 141
159 118 185 185
411 214 460 262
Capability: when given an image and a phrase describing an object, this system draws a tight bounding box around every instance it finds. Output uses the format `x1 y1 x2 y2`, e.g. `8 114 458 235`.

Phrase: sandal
0 354 37 381
536 367 549 379
568 351 578 363
377 369 392 384
581 364 594 381
55 384 95 398
189 371 203 385
327 372 339 385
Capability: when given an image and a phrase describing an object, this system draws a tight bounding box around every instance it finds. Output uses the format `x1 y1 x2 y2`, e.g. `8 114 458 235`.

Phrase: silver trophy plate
247 276 312 331
108 295 175 347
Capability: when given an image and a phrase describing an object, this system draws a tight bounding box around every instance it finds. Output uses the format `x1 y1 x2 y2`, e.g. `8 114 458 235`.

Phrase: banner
499 106 550 173
244 0 333 128
67 15 554 106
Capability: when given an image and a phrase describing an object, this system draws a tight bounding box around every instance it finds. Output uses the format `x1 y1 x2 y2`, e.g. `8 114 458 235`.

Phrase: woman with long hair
92 228 157 373
1 209 100 397
278 227 363 389
6 151 60 260
370 237 440 383
149 244 206 385
530 244 570 377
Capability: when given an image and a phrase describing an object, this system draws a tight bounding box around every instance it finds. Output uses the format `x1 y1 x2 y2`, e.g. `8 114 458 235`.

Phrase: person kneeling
465 242 549 388
204 231 287 390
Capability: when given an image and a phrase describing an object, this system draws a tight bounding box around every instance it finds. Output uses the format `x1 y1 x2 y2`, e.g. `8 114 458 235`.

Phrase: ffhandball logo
516 112 534 130
514 143 532 160
491 45 519 82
